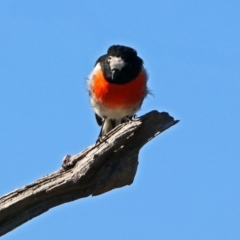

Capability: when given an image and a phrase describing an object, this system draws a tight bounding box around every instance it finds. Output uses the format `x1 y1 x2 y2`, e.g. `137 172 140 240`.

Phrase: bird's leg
96 118 116 144
96 118 106 144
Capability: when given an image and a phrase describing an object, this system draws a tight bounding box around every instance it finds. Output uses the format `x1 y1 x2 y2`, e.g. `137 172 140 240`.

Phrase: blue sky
0 1 240 239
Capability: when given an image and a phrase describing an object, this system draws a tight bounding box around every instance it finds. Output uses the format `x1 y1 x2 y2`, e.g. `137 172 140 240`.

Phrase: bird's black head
96 45 143 84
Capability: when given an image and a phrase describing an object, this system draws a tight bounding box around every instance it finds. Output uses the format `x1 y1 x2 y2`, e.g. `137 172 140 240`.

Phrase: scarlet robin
88 45 149 140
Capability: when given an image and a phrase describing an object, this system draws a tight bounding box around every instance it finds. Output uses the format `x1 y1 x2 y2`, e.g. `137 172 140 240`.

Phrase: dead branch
0 110 179 236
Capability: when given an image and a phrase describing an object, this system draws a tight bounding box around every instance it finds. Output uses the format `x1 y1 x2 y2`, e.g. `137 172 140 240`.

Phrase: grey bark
0 110 179 236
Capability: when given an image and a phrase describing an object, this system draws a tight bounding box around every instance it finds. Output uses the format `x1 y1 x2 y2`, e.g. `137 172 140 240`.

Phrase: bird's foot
121 114 138 123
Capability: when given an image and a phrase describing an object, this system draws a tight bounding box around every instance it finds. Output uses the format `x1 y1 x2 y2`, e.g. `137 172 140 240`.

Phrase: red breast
91 68 147 109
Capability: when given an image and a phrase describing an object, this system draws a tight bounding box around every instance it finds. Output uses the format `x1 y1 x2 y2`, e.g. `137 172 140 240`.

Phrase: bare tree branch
0 110 179 236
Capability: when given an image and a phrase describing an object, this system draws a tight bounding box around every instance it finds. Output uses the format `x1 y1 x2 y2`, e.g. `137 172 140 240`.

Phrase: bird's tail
99 118 121 139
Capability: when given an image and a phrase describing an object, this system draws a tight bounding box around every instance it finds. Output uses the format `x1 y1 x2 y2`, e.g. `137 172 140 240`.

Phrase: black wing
95 113 103 126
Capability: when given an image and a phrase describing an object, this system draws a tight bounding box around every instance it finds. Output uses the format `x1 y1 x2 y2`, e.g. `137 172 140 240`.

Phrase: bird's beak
111 69 120 80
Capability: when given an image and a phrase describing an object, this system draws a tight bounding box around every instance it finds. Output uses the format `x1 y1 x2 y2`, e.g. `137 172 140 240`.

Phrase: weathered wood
0 110 179 236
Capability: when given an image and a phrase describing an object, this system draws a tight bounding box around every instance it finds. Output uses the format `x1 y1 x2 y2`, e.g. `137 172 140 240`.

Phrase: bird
87 45 149 140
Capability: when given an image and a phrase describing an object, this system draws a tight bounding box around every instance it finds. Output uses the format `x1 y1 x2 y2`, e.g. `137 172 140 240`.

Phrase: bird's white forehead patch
108 56 125 70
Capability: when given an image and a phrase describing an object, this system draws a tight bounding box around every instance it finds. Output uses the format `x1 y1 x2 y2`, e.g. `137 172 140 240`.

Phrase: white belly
90 97 140 119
